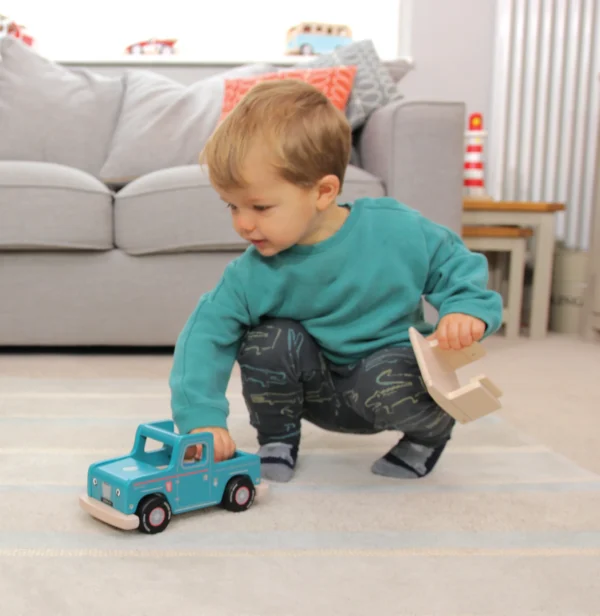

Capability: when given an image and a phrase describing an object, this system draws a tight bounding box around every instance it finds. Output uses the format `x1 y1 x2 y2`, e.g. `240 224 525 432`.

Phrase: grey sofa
0 37 465 346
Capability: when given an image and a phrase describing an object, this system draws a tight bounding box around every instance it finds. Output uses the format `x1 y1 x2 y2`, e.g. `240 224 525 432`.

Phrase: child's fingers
185 444 203 460
225 435 237 460
431 316 485 351
434 322 449 349
213 436 225 462
218 433 236 462
213 433 234 462
472 319 486 341
445 320 463 350
459 319 474 348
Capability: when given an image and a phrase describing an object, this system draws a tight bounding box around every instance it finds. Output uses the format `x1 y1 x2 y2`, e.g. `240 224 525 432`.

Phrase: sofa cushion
298 39 408 130
0 37 125 177
114 165 384 256
99 63 275 184
220 65 357 121
0 162 113 251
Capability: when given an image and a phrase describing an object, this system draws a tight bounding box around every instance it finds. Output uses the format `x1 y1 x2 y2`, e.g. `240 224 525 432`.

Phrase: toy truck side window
181 439 208 467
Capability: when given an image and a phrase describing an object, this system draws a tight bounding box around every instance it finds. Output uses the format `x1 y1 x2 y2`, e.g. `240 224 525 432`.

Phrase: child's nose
238 213 256 232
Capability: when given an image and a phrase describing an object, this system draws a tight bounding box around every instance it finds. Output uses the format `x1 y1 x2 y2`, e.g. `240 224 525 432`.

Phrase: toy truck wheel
221 476 255 512
137 494 172 534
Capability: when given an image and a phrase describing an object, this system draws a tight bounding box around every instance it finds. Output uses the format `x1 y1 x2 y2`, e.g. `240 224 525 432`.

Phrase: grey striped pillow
301 39 406 129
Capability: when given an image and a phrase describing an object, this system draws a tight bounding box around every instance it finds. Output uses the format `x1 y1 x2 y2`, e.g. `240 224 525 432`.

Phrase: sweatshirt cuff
173 405 228 434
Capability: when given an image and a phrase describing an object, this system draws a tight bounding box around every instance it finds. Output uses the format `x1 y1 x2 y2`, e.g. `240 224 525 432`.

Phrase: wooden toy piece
408 326 503 424
79 420 266 534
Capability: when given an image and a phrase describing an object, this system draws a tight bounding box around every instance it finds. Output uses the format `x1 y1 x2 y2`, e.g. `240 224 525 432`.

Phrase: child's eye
226 203 238 211
254 205 271 212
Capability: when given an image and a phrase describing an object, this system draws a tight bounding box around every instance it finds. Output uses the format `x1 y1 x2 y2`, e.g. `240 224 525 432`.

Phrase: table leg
506 238 525 339
529 214 556 338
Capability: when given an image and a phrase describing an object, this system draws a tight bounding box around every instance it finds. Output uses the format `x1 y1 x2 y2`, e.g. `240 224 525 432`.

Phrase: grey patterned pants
237 319 455 447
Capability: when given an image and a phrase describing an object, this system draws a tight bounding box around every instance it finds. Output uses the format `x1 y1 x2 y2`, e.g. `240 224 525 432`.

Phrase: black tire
137 494 172 534
221 476 256 512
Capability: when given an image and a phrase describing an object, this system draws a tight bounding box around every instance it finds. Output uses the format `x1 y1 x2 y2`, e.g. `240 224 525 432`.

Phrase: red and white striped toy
463 113 490 198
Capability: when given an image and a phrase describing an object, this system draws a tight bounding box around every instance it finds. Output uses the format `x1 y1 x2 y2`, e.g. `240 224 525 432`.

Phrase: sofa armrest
358 100 466 233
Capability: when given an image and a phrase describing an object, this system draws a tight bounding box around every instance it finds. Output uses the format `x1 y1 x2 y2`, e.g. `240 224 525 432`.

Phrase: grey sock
258 442 298 482
371 439 448 479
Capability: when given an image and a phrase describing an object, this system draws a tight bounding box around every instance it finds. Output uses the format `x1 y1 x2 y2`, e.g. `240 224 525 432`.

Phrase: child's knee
238 318 306 372
363 345 421 375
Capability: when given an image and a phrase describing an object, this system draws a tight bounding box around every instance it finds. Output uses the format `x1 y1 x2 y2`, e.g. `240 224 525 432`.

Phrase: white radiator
488 0 600 251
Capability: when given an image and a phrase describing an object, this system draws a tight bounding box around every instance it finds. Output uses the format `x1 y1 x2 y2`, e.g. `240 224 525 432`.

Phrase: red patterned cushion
219 65 357 121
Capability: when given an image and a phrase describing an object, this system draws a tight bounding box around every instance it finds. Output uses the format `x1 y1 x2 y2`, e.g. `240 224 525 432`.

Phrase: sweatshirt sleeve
420 216 503 336
169 258 250 434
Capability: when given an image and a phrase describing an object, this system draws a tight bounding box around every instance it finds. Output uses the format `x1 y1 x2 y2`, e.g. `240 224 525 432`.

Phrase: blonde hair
200 79 352 190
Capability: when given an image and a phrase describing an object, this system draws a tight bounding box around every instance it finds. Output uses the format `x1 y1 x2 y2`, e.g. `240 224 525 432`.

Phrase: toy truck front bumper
79 494 139 531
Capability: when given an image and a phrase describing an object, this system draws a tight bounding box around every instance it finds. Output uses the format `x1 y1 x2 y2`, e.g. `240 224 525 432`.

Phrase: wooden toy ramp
408 326 503 424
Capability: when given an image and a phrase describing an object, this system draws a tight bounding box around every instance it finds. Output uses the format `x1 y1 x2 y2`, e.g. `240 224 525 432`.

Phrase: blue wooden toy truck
79 420 264 534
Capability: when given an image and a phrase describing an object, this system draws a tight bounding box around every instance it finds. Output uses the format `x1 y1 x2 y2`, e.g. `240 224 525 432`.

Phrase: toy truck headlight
92 478 98 486
116 489 121 497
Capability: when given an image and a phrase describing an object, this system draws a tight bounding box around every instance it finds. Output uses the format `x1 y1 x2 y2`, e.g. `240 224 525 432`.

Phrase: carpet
1 373 599 616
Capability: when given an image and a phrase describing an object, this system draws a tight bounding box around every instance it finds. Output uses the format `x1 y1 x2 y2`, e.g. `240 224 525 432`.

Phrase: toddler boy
169 80 503 482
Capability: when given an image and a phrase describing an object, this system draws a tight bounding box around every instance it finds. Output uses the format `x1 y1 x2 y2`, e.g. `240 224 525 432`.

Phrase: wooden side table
463 225 534 338
581 113 600 341
462 199 566 339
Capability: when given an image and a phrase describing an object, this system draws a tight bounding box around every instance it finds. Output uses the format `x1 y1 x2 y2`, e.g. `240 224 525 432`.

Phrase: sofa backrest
0 37 412 185
0 36 125 177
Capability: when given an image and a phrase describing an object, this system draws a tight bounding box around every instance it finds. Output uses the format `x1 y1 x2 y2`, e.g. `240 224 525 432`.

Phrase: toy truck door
175 442 212 510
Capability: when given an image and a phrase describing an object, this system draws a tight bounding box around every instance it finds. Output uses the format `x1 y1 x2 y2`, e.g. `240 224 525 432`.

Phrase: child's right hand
185 427 236 463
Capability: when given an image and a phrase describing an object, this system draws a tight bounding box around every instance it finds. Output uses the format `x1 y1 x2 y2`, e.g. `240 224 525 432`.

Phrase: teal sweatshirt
169 197 503 434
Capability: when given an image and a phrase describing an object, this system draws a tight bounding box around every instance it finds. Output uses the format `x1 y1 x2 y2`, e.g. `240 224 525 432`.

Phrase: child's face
212 148 338 257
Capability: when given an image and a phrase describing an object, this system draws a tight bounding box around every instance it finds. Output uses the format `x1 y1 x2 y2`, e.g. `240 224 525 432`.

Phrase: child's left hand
428 313 486 350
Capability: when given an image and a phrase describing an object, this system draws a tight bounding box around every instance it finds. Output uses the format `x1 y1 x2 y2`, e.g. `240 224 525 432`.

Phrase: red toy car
125 38 177 55
0 14 35 46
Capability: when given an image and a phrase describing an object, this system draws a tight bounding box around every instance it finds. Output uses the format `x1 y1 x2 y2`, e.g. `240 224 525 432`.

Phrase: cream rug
1 346 599 615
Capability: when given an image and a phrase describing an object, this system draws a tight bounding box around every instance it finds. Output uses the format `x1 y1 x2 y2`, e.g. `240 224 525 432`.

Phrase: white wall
1 0 402 62
400 0 497 122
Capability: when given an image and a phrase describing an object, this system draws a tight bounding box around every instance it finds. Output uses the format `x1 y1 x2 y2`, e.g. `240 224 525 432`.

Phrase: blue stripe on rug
1 480 600 494
0 529 599 551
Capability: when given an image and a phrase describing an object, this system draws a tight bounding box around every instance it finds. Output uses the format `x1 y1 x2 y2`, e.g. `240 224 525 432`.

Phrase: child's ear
315 174 340 210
